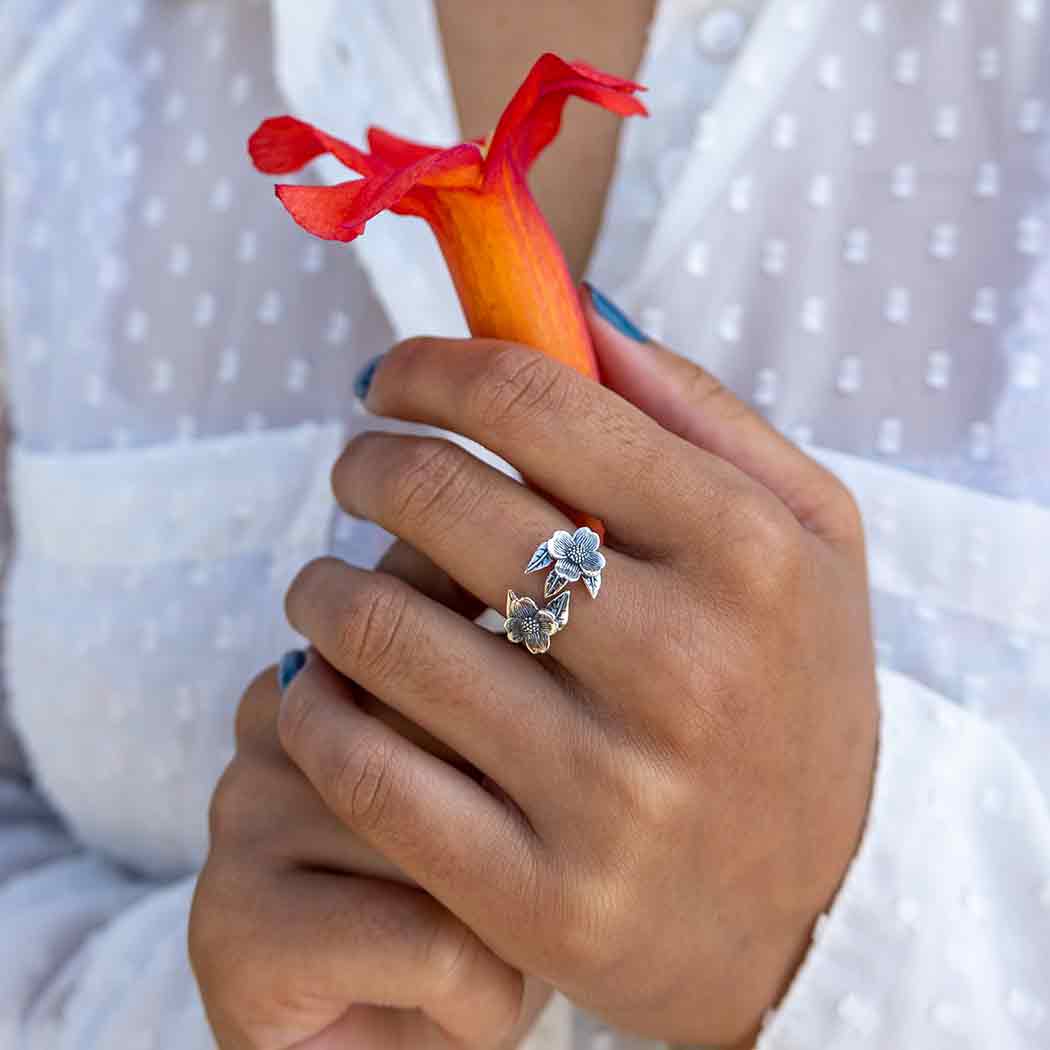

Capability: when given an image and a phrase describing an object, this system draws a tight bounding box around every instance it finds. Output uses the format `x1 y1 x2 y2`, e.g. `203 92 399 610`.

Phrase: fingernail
583 282 650 343
277 649 307 692
353 353 384 402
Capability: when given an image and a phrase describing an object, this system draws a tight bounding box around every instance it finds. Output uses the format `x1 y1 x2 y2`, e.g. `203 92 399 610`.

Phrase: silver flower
525 526 605 599
504 590 569 655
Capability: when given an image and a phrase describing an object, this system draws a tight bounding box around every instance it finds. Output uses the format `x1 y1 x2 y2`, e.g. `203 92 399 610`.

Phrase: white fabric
0 1 1048 1049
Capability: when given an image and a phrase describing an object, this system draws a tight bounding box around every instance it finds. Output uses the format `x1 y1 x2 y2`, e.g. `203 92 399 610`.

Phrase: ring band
505 526 604 654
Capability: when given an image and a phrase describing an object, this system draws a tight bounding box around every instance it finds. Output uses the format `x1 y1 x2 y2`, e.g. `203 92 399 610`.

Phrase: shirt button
697 7 749 60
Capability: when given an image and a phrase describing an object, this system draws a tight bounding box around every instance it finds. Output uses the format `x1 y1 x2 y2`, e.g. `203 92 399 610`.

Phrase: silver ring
504 590 570 655
524 526 605 599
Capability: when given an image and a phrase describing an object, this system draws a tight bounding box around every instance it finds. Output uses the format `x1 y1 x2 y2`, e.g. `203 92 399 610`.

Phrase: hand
189 544 552 1050
279 296 879 1047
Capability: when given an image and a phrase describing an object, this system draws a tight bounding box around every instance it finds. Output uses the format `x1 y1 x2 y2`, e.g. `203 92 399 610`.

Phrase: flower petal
555 558 583 583
366 126 442 167
505 618 524 644
582 572 601 600
525 542 555 575
249 116 375 176
485 53 648 178
367 129 483 189
580 551 606 575
548 530 576 559
544 570 570 599
274 144 482 243
274 180 375 242
574 527 601 554
536 610 559 635
512 595 539 616
525 632 552 655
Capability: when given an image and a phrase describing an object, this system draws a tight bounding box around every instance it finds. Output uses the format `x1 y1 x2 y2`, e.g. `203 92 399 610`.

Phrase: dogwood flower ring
504 590 571 656
525 526 605 599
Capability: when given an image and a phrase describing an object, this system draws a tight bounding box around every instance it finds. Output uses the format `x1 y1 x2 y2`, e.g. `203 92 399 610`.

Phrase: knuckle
186 892 211 980
191 863 303 1045
625 760 689 835
822 473 865 542
274 672 312 758
337 735 401 833
728 495 804 604
424 913 481 1000
551 875 634 983
188 875 227 994
384 439 486 535
233 669 280 748
339 578 416 681
329 434 361 502
422 912 523 1043
680 366 755 432
469 347 569 433
188 862 243 980
284 555 344 627
207 759 250 846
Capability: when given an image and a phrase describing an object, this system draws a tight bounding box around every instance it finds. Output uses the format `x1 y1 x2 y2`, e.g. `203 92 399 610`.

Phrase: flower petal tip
274 182 367 242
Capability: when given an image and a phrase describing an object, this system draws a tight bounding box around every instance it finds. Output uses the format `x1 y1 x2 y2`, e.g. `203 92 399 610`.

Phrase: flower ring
504 590 571 655
525 526 606 599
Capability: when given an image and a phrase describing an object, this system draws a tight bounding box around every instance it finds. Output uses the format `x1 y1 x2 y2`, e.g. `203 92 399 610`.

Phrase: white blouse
1 1 1049 1048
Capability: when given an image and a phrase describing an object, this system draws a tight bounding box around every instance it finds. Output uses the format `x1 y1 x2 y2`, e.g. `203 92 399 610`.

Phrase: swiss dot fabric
0 1 1048 1049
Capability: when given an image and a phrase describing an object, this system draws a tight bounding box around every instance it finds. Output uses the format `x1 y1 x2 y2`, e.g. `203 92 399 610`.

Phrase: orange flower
249 53 646 381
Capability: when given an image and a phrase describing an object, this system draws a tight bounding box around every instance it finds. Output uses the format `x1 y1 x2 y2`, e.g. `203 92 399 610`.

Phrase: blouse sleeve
757 669 1050 1049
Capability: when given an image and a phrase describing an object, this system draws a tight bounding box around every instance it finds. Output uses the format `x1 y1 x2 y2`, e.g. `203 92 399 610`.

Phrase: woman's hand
278 299 879 1047
189 552 552 1050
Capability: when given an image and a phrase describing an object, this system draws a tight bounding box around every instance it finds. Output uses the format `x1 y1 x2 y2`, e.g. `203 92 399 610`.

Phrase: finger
284 560 582 808
229 667 410 883
376 539 484 620
192 862 523 1049
369 540 486 768
277 652 537 963
294 1004 470 1050
583 286 864 547
361 337 751 548
310 975 554 1050
331 433 658 690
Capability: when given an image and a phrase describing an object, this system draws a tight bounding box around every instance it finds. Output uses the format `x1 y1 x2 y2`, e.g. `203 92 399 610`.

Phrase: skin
191 301 879 1048
191 4 877 1046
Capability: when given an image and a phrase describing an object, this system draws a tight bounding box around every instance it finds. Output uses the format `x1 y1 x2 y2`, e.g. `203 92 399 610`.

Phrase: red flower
249 53 646 381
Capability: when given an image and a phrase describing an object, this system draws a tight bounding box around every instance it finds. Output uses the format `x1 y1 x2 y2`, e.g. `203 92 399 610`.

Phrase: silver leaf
524 542 554 575
544 569 569 599
546 590 571 630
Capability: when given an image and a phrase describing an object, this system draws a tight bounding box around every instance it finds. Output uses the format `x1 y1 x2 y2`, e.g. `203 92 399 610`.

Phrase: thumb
581 283 861 546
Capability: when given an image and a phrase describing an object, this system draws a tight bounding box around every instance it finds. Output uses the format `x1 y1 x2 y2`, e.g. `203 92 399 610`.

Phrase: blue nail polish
277 649 307 692
583 282 650 343
353 354 384 401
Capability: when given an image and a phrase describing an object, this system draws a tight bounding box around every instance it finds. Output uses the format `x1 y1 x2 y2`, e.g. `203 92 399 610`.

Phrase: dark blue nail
353 353 385 402
277 649 307 692
583 282 650 343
